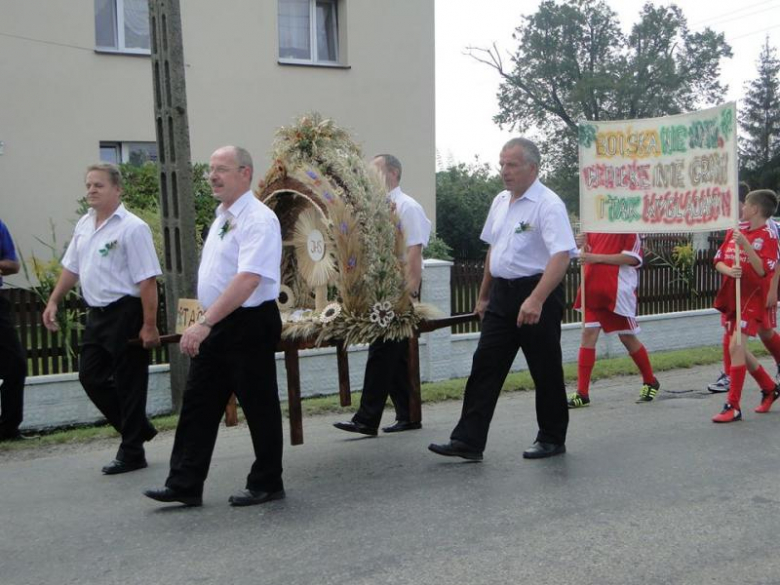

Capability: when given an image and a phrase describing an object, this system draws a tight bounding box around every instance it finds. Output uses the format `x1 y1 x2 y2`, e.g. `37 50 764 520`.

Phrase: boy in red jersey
712 189 780 423
708 182 780 392
568 232 659 408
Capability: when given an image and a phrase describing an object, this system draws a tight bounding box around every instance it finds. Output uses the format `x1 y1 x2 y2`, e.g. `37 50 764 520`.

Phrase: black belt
88 295 140 312
494 274 542 288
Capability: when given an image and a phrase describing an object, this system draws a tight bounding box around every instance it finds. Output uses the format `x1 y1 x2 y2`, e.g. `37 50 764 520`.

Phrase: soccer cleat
707 372 730 393
712 403 742 423
567 392 590 409
636 378 660 403
755 385 780 413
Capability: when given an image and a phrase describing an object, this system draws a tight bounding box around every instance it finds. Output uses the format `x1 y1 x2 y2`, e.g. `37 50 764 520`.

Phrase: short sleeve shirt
0 220 18 288
574 233 643 316
197 191 282 309
713 221 779 320
480 179 577 279
388 187 432 248
61 204 162 307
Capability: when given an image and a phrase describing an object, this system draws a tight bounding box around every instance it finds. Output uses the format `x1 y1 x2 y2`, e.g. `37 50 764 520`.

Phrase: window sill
94 47 151 57
277 59 351 70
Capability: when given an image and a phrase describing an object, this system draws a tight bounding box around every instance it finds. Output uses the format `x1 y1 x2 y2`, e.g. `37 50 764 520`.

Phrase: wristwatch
197 315 214 329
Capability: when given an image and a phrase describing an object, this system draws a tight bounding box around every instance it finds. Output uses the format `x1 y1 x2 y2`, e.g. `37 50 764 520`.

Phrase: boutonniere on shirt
515 221 533 234
98 240 118 257
218 219 233 240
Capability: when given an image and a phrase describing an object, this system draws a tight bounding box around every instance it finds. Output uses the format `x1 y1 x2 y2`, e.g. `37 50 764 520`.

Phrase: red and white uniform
713 220 779 335
574 233 642 333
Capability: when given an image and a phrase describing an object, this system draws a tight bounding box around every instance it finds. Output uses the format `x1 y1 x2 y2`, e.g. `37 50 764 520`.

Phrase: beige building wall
0 0 435 283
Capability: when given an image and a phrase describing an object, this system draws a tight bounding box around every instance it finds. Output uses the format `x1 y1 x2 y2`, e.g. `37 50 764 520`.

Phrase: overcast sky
435 0 780 169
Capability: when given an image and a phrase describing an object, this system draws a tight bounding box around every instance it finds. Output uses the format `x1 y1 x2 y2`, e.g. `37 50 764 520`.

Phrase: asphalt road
1 362 779 585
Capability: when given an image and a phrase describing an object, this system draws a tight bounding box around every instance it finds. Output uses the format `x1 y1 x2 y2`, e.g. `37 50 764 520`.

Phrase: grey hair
502 138 541 168
86 163 123 188
374 153 402 182
231 146 254 179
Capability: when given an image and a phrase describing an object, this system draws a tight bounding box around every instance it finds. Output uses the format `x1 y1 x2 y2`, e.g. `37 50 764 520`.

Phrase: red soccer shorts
584 308 640 334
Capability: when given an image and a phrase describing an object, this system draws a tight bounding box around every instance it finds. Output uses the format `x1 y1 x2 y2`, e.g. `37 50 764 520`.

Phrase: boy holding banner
712 189 780 423
708 182 780 393
568 232 659 408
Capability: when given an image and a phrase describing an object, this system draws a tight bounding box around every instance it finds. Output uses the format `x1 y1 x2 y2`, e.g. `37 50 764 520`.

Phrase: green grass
1 341 766 453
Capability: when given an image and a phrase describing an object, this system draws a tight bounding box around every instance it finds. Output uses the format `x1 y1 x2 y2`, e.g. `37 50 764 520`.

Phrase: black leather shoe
143 487 202 507
522 441 566 459
382 420 422 433
228 489 286 507
428 440 483 461
333 421 378 436
102 458 148 475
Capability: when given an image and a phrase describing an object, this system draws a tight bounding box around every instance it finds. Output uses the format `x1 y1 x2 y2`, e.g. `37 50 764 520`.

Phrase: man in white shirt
43 163 162 473
429 138 577 461
144 146 284 508
333 154 432 436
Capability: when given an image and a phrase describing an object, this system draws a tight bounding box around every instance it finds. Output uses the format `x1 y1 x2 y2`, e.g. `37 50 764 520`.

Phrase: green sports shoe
567 392 590 409
637 378 660 403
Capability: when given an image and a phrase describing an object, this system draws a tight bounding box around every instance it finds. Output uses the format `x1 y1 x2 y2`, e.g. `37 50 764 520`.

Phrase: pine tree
740 37 780 170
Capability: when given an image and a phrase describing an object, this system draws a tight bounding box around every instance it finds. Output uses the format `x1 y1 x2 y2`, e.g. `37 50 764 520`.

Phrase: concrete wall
0 0 436 280
18 260 728 431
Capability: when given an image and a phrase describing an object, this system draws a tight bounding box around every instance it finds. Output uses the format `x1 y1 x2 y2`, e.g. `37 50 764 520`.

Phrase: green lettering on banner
606 195 642 222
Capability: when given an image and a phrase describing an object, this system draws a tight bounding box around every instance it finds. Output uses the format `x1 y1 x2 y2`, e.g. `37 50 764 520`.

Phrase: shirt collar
387 186 402 201
87 202 127 223
216 190 254 219
508 179 542 204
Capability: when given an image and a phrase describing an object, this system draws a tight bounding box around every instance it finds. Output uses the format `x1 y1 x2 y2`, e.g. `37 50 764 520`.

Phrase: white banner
578 102 738 233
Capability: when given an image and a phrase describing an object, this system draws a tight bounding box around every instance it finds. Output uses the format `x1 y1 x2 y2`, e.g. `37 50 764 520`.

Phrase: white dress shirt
61 204 162 307
197 191 282 309
388 186 432 248
480 179 577 279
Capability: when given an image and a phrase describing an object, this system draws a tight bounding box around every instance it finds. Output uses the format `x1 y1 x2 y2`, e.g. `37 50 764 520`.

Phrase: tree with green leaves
739 37 780 182
436 162 503 259
469 0 732 211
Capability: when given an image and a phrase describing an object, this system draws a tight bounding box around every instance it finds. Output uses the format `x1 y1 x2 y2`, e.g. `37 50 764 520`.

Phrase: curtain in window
124 0 150 50
279 0 311 60
95 0 117 48
316 1 337 62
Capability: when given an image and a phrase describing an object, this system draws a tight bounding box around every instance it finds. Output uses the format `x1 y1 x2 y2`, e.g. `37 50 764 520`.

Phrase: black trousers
0 295 26 438
451 276 568 451
352 338 412 429
79 296 152 462
166 301 283 497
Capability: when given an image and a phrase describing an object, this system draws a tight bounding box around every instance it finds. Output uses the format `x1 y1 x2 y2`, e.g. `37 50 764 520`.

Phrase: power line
0 31 95 53
728 23 780 42
696 5 780 30
691 0 780 27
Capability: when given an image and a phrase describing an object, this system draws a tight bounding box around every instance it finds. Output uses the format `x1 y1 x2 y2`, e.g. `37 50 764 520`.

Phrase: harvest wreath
257 113 439 347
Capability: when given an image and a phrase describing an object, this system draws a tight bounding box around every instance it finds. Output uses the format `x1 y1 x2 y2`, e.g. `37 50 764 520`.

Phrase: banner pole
734 227 742 348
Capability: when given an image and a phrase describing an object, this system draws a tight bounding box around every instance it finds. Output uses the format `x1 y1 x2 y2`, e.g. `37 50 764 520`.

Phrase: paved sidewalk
1 361 780 585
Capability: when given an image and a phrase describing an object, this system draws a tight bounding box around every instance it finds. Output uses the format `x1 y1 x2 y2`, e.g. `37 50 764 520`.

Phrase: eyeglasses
207 165 246 175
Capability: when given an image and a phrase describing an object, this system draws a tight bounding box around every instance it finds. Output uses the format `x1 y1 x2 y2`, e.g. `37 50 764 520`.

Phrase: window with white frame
100 142 158 166
278 0 339 64
95 0 150 53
